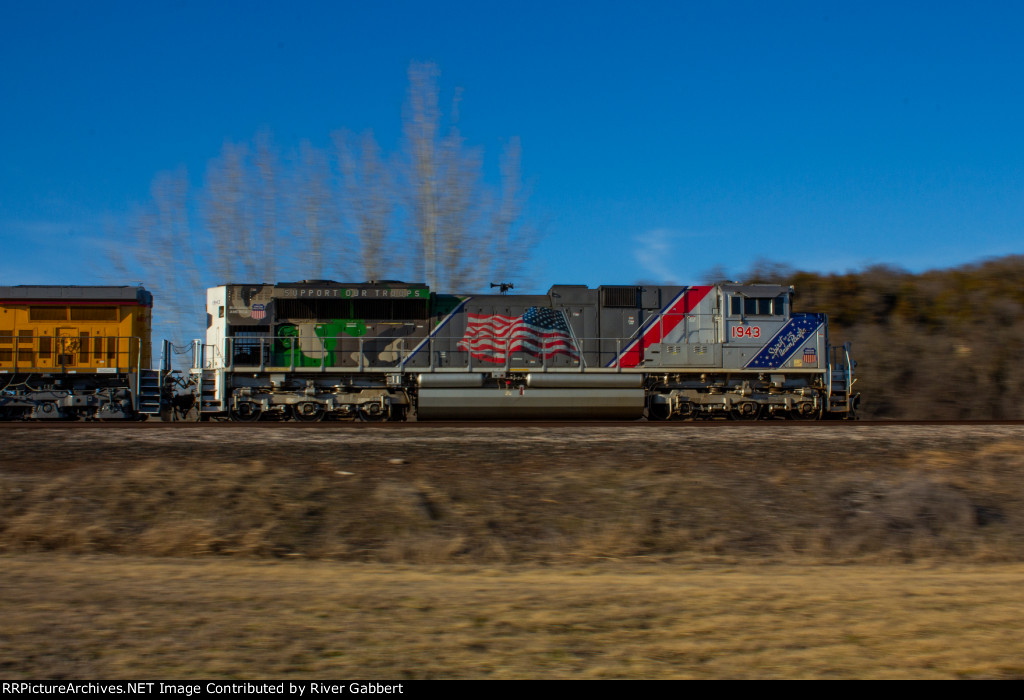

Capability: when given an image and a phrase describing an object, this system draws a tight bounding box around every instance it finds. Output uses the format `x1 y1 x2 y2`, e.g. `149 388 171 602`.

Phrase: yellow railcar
0 286 157 419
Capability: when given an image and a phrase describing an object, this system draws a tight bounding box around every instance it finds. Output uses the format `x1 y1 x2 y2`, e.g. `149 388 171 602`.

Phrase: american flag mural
458 306 580 363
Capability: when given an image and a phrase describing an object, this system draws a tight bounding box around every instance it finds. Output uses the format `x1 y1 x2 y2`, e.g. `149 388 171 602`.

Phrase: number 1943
731 325 761 339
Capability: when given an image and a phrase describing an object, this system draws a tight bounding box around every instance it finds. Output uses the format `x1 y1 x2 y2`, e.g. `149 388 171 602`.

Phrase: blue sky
3 0 1024 294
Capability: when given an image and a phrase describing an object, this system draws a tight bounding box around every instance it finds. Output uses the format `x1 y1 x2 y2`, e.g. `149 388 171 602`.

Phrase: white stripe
605 288 688 367
400 297 472 368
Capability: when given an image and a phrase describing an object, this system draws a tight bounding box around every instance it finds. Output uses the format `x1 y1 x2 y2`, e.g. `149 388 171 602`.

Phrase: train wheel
647 400 673 421
731 402 762 421
230 402 263 422
358 404 387 422
789 402 821 420
673 401 696 421
292 402 325 422
37 402 63 419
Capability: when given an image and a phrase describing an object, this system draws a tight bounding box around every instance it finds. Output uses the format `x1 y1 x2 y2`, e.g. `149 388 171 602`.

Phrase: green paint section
431 295 467 325
272 319 367 367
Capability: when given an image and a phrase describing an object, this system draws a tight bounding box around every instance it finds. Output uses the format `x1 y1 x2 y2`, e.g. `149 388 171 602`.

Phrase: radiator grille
601 287 638 308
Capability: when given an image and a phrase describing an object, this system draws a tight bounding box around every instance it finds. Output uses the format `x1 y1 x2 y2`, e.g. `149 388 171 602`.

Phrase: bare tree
435 103 485 290
294 139 336 280
403 62 497 291
487 137 537 286
203 140 253 283
202 130 282 284
252 129 279 283
334 129 394 281
403 62 443 288
400 62 536 292
121 167 202 347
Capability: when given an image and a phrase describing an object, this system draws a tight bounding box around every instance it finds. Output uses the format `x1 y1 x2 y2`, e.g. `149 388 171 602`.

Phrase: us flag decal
458 307 580 363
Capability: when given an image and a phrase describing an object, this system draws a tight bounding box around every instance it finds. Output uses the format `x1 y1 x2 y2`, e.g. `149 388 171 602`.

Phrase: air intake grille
601 287 638 308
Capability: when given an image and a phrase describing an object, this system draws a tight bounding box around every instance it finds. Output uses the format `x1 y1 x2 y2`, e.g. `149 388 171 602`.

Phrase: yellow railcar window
29 306 68 321
71 306 119 322
18 330 33 362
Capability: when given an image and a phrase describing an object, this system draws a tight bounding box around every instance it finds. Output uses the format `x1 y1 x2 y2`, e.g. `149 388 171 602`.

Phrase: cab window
730 295 787 316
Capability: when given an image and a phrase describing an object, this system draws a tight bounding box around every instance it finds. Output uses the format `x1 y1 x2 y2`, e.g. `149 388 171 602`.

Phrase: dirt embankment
2 424 1022 563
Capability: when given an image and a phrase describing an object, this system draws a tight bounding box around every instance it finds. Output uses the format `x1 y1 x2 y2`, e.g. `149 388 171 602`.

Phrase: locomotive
0 285 161 420
187 279 858 421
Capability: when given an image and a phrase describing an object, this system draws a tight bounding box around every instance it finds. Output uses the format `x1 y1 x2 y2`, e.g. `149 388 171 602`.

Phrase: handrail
827 352 833 402
825 342 855 411
198 333 821 374
1 334 143 372
844 342 854 403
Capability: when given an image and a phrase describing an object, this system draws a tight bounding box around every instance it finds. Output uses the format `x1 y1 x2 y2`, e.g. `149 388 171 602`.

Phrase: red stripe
0 300 147 306
617 286 713 368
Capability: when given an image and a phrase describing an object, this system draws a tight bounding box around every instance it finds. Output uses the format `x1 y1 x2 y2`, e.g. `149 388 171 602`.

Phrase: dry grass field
3 556 1024 679
2 423 1024 678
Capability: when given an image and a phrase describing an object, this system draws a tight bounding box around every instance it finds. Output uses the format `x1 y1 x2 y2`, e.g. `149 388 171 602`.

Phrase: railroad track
2 419 1023 429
